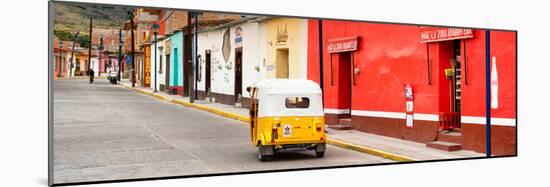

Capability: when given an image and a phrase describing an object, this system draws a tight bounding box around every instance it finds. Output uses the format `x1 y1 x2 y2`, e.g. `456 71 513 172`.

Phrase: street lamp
153 22 160 92
58 41 63 77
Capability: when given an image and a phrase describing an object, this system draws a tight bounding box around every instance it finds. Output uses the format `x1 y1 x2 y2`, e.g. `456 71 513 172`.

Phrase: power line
160 10 175 24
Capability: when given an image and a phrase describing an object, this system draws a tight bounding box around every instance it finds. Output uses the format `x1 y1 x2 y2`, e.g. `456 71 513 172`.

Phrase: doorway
165 53 171 93
451 40 462 113
337 52 352 118
437 40 462 130
183 34 192 97
234 48 243 103
275 48 289 78
75 58 81 75
205 50 211 97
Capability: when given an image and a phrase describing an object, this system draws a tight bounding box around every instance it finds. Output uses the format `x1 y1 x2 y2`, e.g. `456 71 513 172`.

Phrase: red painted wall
459 30 516 119
309 20 443 114
490 31 516 118
307 20 517 119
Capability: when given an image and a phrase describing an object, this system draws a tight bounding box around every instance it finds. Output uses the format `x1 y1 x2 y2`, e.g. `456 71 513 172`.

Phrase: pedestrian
89 68 95 84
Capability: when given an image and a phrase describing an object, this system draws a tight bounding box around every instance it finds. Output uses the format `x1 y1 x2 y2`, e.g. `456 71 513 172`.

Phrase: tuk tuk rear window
285 97 310 108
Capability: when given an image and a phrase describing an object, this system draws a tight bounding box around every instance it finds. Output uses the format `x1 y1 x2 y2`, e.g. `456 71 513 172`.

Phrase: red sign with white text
327 36 358 53
420 28 473 43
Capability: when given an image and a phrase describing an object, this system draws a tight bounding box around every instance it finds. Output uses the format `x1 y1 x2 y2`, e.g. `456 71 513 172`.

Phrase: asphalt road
53 78 392 184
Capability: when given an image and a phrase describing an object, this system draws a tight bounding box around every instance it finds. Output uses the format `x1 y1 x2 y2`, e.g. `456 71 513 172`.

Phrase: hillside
54 2 133 34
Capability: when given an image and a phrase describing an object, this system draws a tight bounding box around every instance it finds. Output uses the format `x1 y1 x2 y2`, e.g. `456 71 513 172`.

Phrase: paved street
53 79 392 184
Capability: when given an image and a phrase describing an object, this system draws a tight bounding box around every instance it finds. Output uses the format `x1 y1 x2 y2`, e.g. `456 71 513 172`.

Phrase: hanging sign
327 36 358 53
404 84 414 128
406 114 414 128
420 28 473 43
235 27 243 48
125 55 132 64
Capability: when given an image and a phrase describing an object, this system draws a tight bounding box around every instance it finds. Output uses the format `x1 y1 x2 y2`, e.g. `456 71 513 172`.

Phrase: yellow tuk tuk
247 79 326 161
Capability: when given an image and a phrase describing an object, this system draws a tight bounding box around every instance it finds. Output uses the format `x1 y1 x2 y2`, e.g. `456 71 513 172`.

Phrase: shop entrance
275 48 289 78
438 40 462 130
234 48 243 103
451 40 462 114
427 39 464 151
337 52 352 121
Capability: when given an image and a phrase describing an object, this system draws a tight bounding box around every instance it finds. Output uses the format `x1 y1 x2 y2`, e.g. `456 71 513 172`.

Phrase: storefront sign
327 36 358 53
420 28 473 43
144 46 151 86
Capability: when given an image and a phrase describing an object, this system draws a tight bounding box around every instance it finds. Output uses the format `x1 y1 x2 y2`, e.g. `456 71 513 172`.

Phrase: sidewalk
118 79 484 161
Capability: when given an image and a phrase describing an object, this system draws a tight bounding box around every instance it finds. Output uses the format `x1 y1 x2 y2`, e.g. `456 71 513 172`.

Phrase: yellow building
74 52 90 76
143 45 151 87
265 18 308 79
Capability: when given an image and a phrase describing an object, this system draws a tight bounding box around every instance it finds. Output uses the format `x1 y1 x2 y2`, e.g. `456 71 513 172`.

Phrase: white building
196 17 268 106
89 57 100 77
150 39 166 91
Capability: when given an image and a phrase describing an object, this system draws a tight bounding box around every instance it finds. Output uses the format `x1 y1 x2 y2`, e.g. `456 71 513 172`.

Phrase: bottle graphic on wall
491 56 498 109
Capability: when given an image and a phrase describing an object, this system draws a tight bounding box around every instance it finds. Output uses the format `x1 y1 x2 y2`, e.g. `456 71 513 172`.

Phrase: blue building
168 31 184 95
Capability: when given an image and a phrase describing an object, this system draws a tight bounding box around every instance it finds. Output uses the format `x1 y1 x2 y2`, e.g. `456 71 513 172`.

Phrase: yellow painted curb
119 83 414 162
169 99 250 123
326 138 416 162
120 84 249 123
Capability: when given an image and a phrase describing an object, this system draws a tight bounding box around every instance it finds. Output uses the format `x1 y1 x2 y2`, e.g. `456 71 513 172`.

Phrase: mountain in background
54 2 133 34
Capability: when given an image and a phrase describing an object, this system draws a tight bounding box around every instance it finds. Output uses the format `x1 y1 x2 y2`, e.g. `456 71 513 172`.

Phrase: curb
119 83 415 162
326 138 416 162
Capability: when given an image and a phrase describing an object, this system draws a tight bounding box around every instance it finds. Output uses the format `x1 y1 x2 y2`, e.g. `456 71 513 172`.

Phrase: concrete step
338 118 352 125
438 130 462 144
327 124 352 130
426 141 462 152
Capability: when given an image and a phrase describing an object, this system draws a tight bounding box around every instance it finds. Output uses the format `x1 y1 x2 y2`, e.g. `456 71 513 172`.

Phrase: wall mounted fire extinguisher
405 84 414 128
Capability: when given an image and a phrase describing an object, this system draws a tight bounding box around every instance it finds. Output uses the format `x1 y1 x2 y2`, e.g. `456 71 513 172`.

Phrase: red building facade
307 20 516 156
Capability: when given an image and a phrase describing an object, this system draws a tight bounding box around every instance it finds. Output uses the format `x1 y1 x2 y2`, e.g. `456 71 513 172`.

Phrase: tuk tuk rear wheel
258 145 273 162
315 143 326 158
315 151 325 158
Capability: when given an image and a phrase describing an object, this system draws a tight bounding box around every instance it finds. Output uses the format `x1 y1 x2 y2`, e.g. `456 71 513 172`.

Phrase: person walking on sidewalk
89 68 95 84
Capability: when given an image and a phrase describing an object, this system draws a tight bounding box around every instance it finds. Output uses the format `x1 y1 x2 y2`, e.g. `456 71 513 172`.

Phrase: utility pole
70 31 79 78
58 41 63 77
98 34 104 77
118 29 122 81
129 11 136 87
485 30 492 157
189 12 198 103
194 12 199 101
318 19 324 104
88 17 92 77
186 12 192 99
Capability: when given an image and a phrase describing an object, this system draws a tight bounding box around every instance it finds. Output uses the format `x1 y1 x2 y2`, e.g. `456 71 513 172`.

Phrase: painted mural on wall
222 29 231 63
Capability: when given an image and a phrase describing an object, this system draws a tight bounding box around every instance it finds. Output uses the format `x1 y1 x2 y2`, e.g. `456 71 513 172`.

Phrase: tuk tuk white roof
255 79 322 96
254 79 324 118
